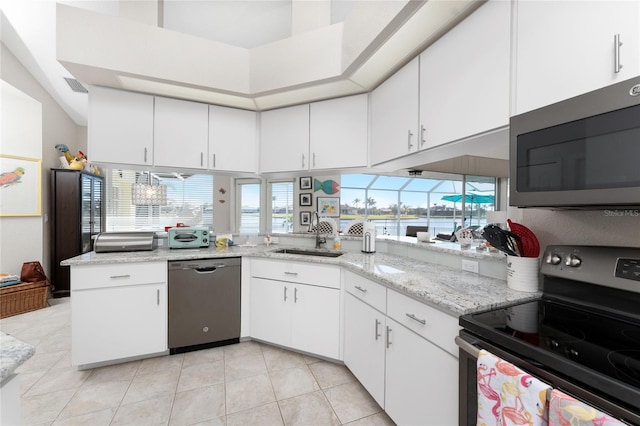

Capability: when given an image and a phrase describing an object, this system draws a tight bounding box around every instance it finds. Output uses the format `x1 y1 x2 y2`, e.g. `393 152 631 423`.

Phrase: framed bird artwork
0 154 42 216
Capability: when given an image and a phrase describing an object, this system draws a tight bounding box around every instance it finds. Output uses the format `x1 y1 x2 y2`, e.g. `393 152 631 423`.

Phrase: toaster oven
168 227 210 249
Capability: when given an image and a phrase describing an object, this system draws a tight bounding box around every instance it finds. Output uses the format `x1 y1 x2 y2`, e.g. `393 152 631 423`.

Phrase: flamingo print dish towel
548 389 625 426
477 350 551 426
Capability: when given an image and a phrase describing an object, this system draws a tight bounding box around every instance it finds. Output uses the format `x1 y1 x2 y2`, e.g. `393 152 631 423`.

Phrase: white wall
0 81 43 275
1 43 80 279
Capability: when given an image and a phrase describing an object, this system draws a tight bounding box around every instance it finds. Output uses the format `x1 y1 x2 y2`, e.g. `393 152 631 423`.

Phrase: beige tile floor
1 298 395 426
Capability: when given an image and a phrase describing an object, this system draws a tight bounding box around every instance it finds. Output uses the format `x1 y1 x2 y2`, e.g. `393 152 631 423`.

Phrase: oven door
456 331 640 426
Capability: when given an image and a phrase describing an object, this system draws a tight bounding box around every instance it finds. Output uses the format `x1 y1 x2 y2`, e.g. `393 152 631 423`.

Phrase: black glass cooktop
464 300 640 388
461 299 640 394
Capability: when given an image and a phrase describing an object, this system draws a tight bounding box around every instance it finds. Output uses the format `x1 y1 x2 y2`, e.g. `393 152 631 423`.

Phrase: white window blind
270 181 294 233
106 170 214 231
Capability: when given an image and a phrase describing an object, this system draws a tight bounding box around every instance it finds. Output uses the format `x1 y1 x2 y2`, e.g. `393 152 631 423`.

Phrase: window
105 170 214 231
237 180 261 234
269 180 294 233
340 173 496 237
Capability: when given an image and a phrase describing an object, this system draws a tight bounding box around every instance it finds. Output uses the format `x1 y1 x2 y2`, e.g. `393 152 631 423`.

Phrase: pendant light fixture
131 172 168 206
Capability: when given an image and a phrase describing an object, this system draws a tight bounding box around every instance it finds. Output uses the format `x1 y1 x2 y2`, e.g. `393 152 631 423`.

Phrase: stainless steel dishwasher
168 257 241 354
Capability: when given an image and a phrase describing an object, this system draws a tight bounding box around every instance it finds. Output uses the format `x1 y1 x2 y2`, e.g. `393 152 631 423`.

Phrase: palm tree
353 198 361 210
366 197 377 214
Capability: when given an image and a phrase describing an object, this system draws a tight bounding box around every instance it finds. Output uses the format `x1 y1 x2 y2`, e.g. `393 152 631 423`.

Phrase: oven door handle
457 335 546 369
455 336 481 358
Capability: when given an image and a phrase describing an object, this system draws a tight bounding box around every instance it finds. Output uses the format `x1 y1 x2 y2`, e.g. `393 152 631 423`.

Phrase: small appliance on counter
94 232 157 253
362 222 376 253
168 227 210 249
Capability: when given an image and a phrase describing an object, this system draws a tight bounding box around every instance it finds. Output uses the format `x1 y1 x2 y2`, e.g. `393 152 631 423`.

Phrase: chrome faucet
312 211 326 249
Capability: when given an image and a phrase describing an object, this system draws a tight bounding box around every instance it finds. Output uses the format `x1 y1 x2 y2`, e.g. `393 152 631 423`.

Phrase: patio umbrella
441 193 495 226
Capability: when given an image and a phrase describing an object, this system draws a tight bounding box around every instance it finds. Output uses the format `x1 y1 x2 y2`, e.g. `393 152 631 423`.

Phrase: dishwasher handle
193 265 225 273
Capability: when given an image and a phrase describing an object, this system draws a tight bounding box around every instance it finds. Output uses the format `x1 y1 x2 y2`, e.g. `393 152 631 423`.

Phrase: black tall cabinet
51 169 104 298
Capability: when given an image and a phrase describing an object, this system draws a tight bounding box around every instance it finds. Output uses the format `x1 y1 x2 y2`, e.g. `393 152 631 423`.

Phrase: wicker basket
0 280 49 319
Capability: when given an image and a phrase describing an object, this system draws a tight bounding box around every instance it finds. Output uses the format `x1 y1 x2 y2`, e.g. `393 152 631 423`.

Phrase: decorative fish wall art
314 179 340 194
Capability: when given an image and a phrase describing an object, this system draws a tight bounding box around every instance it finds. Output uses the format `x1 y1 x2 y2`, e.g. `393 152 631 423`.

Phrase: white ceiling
1 0 483 126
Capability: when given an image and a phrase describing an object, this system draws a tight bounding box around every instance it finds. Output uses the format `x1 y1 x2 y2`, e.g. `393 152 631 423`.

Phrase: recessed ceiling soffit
56 0 482 111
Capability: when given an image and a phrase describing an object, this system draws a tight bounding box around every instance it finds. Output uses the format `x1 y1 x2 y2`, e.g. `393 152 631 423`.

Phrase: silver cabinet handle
301 154 305 168
406 313 426 325
614 33 623 73
386 326 392 348
407 130 414 150
212 154 216 168
294 287 298 303
313 152 316 168
157 289 160 306
375 319 381 340
110 274 130 279
144 147 148 163
354 285 367 293
200 152 204 166
284 286 288 302
420 125 426 146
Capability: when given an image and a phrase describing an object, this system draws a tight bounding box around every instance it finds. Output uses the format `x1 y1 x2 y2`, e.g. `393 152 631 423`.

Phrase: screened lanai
339 173 497 238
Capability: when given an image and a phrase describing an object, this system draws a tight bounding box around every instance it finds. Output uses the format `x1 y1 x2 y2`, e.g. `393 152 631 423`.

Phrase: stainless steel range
457 245 640 425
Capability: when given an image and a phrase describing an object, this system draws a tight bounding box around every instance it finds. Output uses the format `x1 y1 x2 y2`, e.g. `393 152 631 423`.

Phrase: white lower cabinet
249 259 341 359
385 317 458 425
344 293 386 407
70 262 167 367
343 271 459 425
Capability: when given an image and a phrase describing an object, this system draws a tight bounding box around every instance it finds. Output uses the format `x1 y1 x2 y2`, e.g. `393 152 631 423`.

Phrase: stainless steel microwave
509 77 640 208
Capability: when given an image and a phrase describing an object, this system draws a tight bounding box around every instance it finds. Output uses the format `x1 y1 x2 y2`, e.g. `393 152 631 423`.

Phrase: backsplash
513 208 640 250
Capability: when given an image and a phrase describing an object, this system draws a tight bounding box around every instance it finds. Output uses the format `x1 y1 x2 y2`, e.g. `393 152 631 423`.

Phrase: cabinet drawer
345 271 386 313
71 261 167 291
386 290 460 356
251 259 340 289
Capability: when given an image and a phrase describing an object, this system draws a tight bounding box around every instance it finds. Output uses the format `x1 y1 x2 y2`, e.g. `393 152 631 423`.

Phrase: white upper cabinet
309 94 368 170
88 86 154 166
419 0 510 149
154 97 209 169
514 0 640 115
260 104 310 173
209 105 257 173
370 57 420 165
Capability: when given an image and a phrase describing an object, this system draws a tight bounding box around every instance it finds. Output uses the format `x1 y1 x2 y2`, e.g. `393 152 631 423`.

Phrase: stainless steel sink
274 248 344 258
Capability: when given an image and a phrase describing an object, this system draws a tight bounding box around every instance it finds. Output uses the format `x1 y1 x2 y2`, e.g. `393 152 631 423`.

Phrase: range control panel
541 245 640 293
615 258 640 281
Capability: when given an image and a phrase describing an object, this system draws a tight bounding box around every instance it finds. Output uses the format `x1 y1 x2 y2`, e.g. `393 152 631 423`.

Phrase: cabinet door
154 97 209 169
419 0 510 149
384 318 458 426
344 293 386 407
291 284 340 359
88 86 154 166
71 283 167 366
209 105 257 173
260 104 310 173
515 1 640 114
250 278 291 347
370 57 420 165
309 94 368 170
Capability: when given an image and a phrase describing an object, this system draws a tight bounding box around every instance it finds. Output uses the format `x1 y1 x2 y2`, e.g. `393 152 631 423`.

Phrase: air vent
64 77 88 93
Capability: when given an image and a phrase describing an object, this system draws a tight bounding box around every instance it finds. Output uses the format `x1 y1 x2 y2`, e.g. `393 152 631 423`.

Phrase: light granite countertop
62 240 539 316
0 332 35 383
